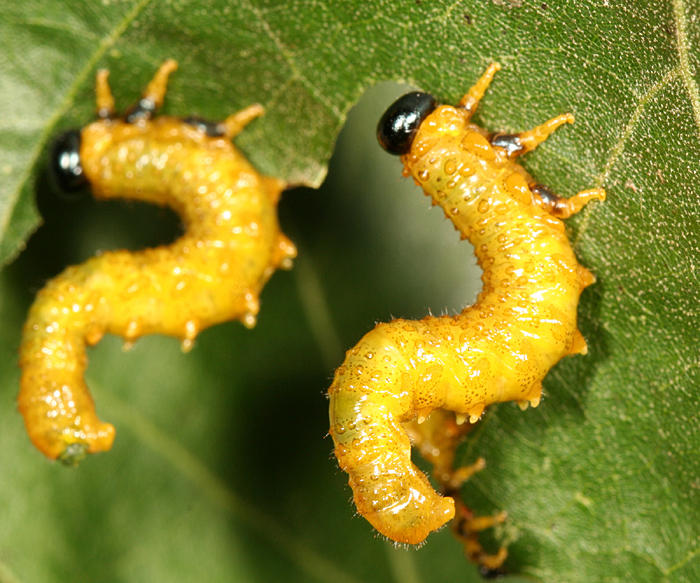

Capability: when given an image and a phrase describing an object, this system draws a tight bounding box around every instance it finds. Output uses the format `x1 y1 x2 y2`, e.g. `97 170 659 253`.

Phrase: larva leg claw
459 63 501 120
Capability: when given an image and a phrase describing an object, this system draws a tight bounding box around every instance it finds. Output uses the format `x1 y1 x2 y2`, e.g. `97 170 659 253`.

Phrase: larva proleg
405 409 508 568
18 60 296 463
329 63 604 549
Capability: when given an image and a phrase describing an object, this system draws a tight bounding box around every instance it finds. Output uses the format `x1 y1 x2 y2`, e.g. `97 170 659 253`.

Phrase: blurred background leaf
0 1 697 582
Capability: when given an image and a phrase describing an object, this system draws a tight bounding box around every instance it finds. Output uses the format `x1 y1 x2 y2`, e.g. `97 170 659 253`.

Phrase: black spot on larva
124 98 157 123
377 92 437 155
530 183 559 206
182 116 225 137
490 133 524 156
51 129 87 193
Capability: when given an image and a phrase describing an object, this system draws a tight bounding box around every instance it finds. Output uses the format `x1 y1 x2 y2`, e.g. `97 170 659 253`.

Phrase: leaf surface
0 1 697 582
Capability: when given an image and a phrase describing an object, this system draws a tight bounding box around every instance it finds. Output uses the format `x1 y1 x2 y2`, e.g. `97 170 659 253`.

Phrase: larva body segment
329 64 604 546
18 61 296 462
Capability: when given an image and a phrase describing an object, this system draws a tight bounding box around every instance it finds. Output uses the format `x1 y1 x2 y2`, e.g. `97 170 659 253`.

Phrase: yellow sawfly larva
18 60 296 464
328 63 605 549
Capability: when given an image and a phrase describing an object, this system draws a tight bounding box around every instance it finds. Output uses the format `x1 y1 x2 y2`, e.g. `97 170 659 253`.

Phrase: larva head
51 129 87 193
377 92 437 155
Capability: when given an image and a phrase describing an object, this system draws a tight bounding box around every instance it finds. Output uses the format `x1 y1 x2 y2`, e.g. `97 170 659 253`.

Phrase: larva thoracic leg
18 60 296 464
329 63 605 547
406 410 508 568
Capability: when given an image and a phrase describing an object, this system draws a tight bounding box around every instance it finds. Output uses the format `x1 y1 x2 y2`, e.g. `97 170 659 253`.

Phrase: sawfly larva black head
377 91 437 155
51 129 87 193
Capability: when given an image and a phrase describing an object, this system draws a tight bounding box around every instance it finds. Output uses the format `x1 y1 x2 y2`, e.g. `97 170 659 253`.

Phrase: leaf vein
666 546 700 575
572 66 680 247
672 0 700 138
242 0 342 119
0 0 154 260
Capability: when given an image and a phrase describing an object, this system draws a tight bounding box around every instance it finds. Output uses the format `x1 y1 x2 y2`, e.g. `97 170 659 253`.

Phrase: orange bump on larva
18 60 296 464
329 64 605 552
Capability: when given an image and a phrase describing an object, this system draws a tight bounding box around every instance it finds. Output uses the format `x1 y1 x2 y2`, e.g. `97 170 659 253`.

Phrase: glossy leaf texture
0 1 698 582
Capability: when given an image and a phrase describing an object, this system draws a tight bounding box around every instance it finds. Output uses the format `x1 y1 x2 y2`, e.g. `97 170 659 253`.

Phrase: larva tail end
18 371 116 461
362 488 455 545
335 419 456 544
58 443 89 466
59 420 116 464
25 420 116 463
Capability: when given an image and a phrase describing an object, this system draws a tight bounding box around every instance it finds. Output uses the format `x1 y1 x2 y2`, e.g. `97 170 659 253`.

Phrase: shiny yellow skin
328 65 604 545
18 62 295 462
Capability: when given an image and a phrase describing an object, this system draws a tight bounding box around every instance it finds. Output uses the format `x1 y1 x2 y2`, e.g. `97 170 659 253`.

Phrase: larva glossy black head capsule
51 130 87 193
377 92 437 155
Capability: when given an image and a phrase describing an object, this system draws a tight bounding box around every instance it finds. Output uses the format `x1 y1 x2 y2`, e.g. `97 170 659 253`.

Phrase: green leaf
0 1 697 582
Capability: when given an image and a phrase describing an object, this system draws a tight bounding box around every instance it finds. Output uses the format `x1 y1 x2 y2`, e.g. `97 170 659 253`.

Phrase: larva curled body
18 60 296 463
328 63 605 546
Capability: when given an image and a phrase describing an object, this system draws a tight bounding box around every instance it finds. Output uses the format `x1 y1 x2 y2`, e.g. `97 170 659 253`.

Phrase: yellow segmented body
328 63 604 545
18 60 296 462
